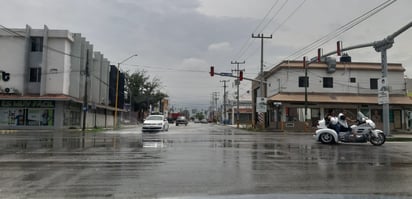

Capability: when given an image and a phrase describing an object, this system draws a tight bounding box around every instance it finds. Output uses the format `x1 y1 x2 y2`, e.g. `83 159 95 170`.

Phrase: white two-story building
252 59 412 132
0 25 124 129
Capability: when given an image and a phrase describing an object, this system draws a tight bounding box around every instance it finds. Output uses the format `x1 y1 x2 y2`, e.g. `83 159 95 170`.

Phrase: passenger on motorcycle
325 110 339 134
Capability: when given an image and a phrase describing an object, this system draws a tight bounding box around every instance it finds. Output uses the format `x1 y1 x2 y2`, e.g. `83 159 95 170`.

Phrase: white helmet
330 116 338 125
338 113 345 121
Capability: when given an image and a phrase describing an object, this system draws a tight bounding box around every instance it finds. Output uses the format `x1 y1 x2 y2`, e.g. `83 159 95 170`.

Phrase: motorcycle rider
337 113 354 135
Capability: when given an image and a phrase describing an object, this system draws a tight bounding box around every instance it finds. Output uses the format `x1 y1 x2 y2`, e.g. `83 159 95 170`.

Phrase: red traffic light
337 41 342 56
210 66 214 77
317 48 322 62
239 71 243 81
303 56 306 68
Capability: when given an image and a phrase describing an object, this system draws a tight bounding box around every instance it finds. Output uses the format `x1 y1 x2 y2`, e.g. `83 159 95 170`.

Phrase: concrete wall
91 52 102 104
0 34 26 93
70 34 82 99
100 58 109 105
45 37 72 95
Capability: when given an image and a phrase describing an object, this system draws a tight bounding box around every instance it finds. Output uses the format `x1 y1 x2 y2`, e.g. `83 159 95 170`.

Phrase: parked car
194 119 200 123
175 116 188 126
142 115 169 132
200 119 208 124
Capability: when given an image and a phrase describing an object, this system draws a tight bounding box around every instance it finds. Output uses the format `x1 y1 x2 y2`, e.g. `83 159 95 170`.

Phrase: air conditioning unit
4 87 16 94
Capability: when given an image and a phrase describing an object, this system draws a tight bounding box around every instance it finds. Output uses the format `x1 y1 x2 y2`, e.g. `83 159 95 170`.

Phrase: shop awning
227 108 253 113
268 93 412 105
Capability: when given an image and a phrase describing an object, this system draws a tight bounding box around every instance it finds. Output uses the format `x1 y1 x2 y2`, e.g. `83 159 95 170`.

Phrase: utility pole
231 61 245 128
210 92 219 122
129 85 133 124
304 56 308 123
82 49 90 132
220 80 230 125
214 92 219 123
252 33 272 128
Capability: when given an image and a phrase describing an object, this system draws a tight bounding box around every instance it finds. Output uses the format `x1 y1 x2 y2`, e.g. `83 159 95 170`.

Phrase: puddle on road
0 132 144 152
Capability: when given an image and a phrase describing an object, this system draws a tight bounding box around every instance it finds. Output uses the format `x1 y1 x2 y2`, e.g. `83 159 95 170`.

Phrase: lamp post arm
119 54 138 65
114 54 138 129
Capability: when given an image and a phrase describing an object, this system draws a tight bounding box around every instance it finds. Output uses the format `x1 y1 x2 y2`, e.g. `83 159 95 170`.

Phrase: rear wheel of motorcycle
319 133 335 144
370 133 386 146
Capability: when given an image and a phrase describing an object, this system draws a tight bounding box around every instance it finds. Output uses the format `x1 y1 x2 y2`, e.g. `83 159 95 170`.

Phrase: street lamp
114 54 138 129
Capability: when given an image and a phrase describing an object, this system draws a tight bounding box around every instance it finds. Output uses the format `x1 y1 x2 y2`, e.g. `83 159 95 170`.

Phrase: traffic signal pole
231 61 245 128
309 21 412 136
210 65 268 128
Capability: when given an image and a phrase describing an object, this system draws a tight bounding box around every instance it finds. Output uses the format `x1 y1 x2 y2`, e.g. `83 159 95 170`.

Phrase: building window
29 68 41 82
350 77 356 83
298 76 309 87
31 37 43 52
370 78 378 89
323 77 333 88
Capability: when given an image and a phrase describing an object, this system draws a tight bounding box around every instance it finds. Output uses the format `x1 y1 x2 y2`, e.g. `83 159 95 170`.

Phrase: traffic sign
256 97 267 113
378 78 389 104
220 72 233 77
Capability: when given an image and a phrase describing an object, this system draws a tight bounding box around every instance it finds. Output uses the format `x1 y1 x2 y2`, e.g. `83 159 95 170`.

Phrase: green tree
125 70 168 113
195 112 205 120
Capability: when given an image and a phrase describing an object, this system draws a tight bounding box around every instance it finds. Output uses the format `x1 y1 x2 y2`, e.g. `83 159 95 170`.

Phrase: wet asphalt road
0 123 412 198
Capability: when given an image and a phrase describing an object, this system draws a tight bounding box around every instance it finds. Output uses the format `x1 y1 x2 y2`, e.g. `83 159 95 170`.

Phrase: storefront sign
378 77 389 104
0 100 55 108
0 71 10 81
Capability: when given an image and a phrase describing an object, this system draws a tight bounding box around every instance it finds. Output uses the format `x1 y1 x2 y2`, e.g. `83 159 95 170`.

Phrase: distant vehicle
176 116 188 126
194 119 200 123
142 115 169 132
200 119 208 124
168 112 181 123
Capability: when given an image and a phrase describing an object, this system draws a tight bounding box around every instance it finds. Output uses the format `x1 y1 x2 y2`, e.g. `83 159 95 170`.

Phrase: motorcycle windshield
357 111 368 120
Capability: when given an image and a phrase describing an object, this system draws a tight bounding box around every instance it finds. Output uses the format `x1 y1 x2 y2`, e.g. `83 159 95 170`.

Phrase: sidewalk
389 133 412 139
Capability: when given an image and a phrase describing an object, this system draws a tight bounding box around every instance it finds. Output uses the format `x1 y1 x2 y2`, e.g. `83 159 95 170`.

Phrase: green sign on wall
0 100 55 108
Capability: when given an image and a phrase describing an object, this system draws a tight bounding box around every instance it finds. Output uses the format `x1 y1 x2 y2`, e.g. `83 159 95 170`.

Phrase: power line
258 0 289 34
0 24 122 87
125 64 207 73
240 0 306 61
232 0 282 61
270 0 307 35
284 0 397 61
0 25 82 59
253 0 281 34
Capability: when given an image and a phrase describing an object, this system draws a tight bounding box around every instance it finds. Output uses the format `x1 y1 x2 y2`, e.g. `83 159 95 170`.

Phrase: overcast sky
1 0 412 110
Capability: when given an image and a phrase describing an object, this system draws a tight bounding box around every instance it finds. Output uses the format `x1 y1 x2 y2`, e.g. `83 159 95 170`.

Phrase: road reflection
0 130 143 152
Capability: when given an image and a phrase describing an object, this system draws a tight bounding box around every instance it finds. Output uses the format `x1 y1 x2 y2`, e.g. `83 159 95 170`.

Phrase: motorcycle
314 111 386 146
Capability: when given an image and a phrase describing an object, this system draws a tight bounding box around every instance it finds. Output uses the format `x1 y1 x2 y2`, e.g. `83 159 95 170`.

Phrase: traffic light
210 66 214 77
337 41 342 56
303 56 306 68
317 48 322 62
239 71 243 81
